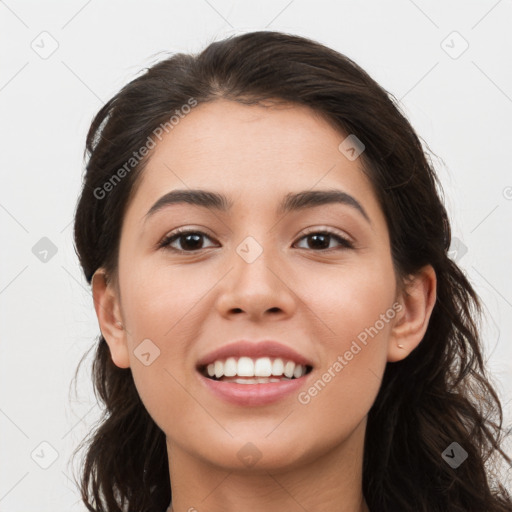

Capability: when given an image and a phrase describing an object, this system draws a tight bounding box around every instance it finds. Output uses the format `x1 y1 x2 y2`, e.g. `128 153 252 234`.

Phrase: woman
71 30 512 511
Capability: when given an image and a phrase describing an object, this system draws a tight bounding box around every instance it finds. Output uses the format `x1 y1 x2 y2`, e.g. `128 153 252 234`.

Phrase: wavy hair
71 30 512 511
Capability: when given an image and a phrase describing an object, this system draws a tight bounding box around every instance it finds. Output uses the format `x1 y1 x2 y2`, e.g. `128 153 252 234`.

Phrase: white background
1 1 511 510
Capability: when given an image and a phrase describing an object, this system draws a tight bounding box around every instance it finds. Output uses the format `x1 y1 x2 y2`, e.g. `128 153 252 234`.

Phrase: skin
93 98 437 512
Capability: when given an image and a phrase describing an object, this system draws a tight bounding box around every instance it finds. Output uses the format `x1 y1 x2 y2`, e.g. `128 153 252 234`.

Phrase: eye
158 227 354 253
294 229 354 251
158 228 217 252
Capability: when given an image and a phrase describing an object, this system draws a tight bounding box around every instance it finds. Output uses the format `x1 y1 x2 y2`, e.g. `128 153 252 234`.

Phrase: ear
91 268 130 369
387 264 437 362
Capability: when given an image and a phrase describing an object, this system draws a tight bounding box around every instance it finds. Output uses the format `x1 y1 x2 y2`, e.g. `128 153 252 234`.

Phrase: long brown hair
71 30 512 511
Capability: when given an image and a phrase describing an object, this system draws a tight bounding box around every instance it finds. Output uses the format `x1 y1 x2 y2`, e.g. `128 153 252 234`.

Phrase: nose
215 239 297 322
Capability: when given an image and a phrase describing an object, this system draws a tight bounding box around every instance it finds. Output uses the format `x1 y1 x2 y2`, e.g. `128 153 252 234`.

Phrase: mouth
197 357 314 384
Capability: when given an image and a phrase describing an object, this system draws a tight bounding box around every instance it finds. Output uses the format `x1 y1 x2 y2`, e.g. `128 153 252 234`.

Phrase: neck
166 417 369 512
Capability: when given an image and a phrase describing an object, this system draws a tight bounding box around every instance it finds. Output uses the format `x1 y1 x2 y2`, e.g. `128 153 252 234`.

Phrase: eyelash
158 227 355 253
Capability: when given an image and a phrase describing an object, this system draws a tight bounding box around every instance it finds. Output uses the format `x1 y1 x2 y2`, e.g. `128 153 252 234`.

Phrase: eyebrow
144 188 371 224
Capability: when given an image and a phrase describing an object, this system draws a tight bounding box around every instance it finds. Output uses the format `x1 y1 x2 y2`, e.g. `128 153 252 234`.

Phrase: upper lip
196 340 314 370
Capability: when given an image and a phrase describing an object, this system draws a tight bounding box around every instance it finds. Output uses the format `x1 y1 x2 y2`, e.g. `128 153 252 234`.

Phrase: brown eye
158 228 354 254
294 230 354 251
159 229 217 252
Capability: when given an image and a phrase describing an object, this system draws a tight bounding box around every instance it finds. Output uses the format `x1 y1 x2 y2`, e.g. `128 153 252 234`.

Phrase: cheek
117 261 210 425
121 258 210 339
299 259 395 403
306 256 396 344
296 298 393 445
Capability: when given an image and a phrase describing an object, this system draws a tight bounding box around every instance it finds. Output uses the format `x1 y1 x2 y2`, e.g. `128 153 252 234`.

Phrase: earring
397 344 404 349
115 320 123 329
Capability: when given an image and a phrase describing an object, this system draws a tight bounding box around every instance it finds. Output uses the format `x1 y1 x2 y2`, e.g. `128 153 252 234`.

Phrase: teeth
224 357 237 377
254 357 272 377
214 360 223 379
284 360 296 379
271 358 284 376
202 357 308 380
237 357 254 376
226 376 291 384
293 364 303 379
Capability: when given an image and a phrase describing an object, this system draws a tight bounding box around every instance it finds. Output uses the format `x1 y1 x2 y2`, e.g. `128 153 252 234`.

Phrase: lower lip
197 371 312 406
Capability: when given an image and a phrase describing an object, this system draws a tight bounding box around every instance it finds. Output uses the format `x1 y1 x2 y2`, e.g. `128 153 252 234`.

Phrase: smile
200 356 313 383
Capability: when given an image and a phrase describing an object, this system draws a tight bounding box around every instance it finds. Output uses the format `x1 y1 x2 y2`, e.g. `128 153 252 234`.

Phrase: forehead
125 98 380 223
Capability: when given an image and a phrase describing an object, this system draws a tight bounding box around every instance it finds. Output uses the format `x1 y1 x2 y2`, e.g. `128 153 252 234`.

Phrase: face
97 98 422 472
